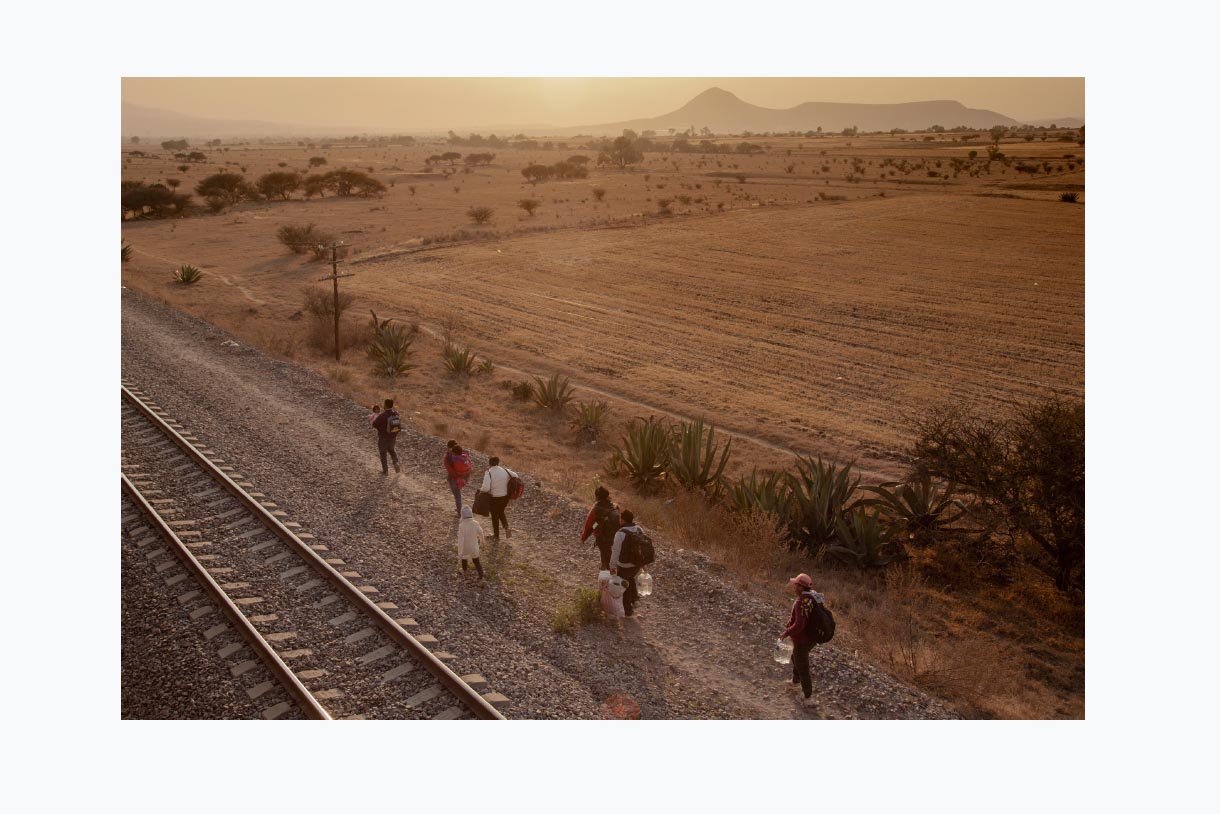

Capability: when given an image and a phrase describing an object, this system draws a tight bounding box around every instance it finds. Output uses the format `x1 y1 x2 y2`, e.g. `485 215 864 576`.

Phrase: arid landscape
121 82 1084 720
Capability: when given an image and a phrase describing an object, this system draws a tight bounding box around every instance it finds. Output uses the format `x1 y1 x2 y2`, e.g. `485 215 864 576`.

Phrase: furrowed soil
122 132 1085 718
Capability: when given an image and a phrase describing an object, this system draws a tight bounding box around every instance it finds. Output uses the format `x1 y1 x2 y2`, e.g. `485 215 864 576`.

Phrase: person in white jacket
479 456 516 540
456 506 486 580
610 510 645 617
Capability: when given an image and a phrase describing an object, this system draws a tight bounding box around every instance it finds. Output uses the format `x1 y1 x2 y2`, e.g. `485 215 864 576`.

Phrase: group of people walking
369 399 826 707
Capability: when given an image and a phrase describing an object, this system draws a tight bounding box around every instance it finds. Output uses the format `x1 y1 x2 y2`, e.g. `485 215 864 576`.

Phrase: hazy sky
122 77 1083 130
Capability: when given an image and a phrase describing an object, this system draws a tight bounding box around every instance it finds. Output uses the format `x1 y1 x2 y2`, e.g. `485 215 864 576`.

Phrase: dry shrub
652 491 785 578
818 567 1022 717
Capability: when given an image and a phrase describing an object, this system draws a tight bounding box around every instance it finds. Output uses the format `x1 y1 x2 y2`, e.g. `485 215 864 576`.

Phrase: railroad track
120 382 507 720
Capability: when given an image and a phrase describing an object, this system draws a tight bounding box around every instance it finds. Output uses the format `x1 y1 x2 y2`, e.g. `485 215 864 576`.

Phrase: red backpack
451 453 472 478
507 473 525 500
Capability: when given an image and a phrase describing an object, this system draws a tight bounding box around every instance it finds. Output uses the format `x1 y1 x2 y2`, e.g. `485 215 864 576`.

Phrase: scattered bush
467 206 494 225
510 381 534 401
121 181 191 220
859 473 965 548
1060 192 1079 203
277 223 323 254
194 172 253 206
477 358 495 375
609 416 671 492
173 264 203 284
531 372 574 411
367 310 417 377
121 242 133 262
517 198 540 216
570 400 609 442
669 417 732 492
592 187 606 201
303 285 354 323
787 456 861 557
309 156 328 167
443 343 477 374
911 398 1084 591
257 171 302 200
551 587 603 633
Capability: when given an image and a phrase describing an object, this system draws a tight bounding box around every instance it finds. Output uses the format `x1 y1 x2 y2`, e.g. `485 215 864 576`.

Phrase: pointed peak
694 86 739 100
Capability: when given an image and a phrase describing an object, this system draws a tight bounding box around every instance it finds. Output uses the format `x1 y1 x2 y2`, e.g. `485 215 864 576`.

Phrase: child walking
457 506 486 582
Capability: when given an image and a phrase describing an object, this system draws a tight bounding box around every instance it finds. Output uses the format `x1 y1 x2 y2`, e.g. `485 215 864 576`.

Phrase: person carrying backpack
610 510 651 617
581 485 620 571
780 573 829 708
479 456 517 540
444 442 473 516
370 398 402 475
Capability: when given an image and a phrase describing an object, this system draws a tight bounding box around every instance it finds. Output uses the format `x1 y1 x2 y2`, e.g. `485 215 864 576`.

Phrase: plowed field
349 195 1082 475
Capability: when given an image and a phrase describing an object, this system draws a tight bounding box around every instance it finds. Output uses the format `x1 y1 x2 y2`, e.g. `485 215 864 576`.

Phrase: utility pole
316 242 353 361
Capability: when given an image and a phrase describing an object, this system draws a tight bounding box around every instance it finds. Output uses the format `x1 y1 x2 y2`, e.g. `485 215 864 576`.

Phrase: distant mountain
122 101 307 139
565 87 1021 135
1023 116 1085 129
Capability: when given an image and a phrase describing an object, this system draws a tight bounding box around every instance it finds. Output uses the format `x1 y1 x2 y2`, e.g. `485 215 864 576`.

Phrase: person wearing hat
780 573 825 707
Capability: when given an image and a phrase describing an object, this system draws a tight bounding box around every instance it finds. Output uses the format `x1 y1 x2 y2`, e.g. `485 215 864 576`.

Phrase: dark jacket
784 590 826 645
581 498 620 545
372 409 400 440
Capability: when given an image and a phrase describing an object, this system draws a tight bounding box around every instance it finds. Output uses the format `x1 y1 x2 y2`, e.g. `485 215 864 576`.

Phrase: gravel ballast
121 288 954 720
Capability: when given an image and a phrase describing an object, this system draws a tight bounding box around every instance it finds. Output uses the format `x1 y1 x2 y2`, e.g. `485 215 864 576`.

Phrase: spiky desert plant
173 264 203 284
827 505 901 568
858 473 965 547
726 468 793 524
367 309 416 377
609 416 671 492
531 372 574 411
787 456 861 556
1060 192 1079 203
570 400 609 442
443 343 477 375
670 417 732 492
121 241 133 262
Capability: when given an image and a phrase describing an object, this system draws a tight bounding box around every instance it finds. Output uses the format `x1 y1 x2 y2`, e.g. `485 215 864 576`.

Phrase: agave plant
726 468 793 535
787 456 861 556
531 372 575 411
670 417 732 492
367 309 416 377
443 343 477 375
121 241 133 262
609 416 671 492
570 400 609 442
827 505 901 568
173 264 203 284
859 473 965 547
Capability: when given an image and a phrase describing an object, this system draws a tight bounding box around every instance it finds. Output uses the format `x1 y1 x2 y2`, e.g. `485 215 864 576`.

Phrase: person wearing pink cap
780 573 825 707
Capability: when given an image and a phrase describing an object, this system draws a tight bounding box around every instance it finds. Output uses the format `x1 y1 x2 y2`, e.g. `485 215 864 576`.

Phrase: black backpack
386 411 402 434
621 527 655 567
594 502 621 543
804 592 835 644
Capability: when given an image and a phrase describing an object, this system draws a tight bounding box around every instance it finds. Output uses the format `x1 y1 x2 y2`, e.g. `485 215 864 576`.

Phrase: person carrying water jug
780 573 825 708
610 510 646 617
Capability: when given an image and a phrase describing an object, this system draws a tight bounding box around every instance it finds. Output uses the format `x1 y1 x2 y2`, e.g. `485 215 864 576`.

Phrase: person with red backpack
780 573 830 708
479 456 519 540
370 398 402 475
444 442 473 517
581 485 620 571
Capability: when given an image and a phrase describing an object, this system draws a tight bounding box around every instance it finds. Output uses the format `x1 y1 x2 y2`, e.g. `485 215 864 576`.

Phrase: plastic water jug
598 570 612 585
772 637 793 665
636 571 654 597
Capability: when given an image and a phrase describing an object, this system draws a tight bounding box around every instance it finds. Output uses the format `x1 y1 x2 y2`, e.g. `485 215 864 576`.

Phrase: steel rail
122 473 332 720
121 384 506 720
